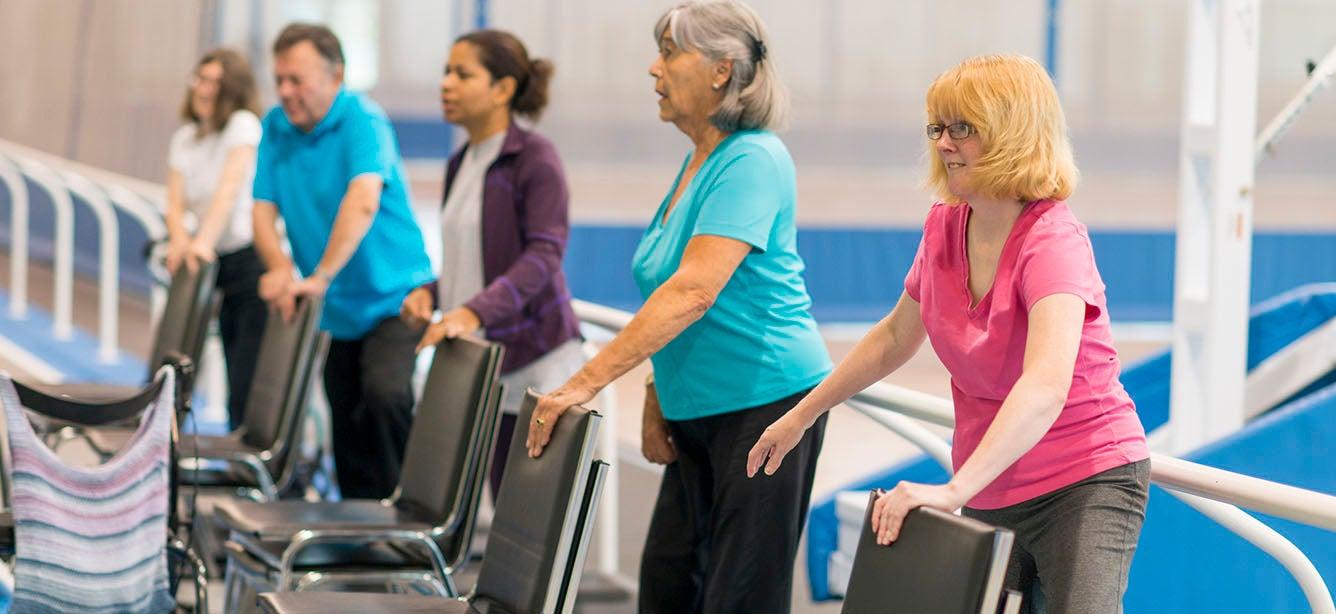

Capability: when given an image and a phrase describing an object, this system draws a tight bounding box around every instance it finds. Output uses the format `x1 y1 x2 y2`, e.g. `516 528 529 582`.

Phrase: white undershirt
166 110 261 255
438 131 506 311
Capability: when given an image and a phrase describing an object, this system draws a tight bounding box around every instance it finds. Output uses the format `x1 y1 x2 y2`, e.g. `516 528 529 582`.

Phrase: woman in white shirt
165 48 266 430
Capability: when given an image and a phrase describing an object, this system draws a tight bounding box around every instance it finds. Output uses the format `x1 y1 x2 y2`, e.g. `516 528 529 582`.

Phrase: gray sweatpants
963 459 1151 614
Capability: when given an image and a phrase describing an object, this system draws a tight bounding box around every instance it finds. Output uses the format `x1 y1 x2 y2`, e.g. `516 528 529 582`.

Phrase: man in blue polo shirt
252 23 432 499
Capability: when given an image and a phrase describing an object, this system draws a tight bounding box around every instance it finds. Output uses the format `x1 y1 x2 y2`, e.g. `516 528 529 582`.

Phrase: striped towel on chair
1 371 176 614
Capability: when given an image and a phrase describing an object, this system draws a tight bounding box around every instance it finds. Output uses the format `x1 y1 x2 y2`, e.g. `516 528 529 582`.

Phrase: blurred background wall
3 0 1334 188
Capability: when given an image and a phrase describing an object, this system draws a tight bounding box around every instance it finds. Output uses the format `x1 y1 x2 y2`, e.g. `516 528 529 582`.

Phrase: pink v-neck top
905 200 1149 509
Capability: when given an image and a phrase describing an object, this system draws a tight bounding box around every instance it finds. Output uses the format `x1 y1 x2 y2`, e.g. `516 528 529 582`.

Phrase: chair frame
219 337 505 611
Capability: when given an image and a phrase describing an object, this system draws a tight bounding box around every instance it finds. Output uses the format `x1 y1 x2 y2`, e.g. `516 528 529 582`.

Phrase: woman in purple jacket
400 29 582 495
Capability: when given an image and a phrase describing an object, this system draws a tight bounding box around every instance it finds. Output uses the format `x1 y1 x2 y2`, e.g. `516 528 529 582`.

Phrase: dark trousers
215 246 267 431
639 389 827 614
322 316 419 500
963 459 1151 614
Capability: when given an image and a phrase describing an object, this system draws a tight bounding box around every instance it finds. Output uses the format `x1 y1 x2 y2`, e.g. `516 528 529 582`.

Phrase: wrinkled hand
870 482 968 545
746 408 810 478
258 268 297 322
641 383 676 465
400 287 435 328
528 383 596 458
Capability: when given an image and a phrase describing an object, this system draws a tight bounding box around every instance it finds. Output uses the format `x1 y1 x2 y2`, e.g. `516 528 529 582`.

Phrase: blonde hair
924 55 1078 203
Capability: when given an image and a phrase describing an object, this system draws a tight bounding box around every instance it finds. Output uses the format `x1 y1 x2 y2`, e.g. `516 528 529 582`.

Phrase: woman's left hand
870 481 969 546
415 307 482 352
528 383 596 458
184 240 216 274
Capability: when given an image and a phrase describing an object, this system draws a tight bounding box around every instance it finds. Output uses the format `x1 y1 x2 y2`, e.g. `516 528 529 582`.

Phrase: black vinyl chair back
148 261 218 381
14 369 169 427
841 491 1014 614
473 392 602 614
239 298 323 458
394 337 502 534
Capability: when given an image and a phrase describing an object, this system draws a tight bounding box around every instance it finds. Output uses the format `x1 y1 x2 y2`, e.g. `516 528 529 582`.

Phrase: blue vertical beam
475 0 489 29
1045 0 1061 85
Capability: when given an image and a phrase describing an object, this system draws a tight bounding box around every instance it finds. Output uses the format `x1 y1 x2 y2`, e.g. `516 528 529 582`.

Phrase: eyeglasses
926 122 976 141
189 73 222 88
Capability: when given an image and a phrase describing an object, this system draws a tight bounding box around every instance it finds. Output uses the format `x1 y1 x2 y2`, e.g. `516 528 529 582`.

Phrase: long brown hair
180 48 260 136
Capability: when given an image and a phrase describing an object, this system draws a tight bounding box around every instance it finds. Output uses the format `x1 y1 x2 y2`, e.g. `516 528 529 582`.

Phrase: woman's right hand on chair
641 382 677 465
400 287 434 328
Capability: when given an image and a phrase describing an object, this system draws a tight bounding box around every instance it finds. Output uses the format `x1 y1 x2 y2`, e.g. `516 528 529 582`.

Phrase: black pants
639 388 827 614
215 246 267 431
963 459 1151 614
322 316 418 500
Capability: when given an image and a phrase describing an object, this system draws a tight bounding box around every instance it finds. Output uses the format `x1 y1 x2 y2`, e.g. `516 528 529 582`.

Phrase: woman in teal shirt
527 1 830 611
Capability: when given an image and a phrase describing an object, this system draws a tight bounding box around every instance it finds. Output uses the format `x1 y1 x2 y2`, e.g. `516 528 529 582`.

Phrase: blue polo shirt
253 89 432 340
632 130 832 421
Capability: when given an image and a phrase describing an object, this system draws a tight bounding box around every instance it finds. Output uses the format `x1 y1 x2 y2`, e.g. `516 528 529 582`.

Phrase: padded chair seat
259 591 474 613
225 536 431 573
215 499 432 541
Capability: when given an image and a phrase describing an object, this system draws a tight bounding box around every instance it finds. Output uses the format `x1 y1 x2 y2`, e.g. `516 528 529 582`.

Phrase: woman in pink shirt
748 55 1150 613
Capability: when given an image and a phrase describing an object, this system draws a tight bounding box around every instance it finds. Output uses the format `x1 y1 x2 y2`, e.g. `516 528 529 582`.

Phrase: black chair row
256 393 608 614
218 335 505 608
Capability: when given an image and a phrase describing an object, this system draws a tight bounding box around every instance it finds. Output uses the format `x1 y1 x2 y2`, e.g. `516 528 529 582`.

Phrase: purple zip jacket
424 123 581 373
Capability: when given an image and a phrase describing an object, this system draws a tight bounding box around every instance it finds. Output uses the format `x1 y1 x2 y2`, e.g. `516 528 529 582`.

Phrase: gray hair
654 0 789 132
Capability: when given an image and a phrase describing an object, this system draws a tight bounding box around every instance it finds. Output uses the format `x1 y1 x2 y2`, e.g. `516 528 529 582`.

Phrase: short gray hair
654 0 789 132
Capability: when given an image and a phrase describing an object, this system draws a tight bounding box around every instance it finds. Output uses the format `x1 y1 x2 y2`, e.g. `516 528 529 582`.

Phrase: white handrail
1168 490 1335 614
60 170 119 363
1151 453 1336 532
845 400 953 473
1256 43 1336 159
103 184 168 319
14 158 74 340
0 155 28 319
570 300 1336 611
0 140 169 336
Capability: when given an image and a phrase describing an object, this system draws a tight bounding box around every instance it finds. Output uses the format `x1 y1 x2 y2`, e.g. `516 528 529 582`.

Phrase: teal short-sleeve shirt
253 89 432 339
631 130 831 420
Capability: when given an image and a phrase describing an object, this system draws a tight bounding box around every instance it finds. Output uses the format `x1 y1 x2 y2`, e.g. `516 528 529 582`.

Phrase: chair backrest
239 297 323 459
429 374 503 572
841 491 1014 614
473 392 602 614
148 261 218 381
555 460 609 614
394 337 502 531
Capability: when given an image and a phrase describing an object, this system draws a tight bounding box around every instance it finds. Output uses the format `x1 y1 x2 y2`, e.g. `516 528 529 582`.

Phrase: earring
711 83 721 91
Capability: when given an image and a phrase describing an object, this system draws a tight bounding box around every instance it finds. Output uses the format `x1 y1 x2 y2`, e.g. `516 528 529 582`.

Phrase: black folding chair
179 296 327 502
216 337 504 611
35 262 219 456
841 490 1019 614
257 392 608 614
